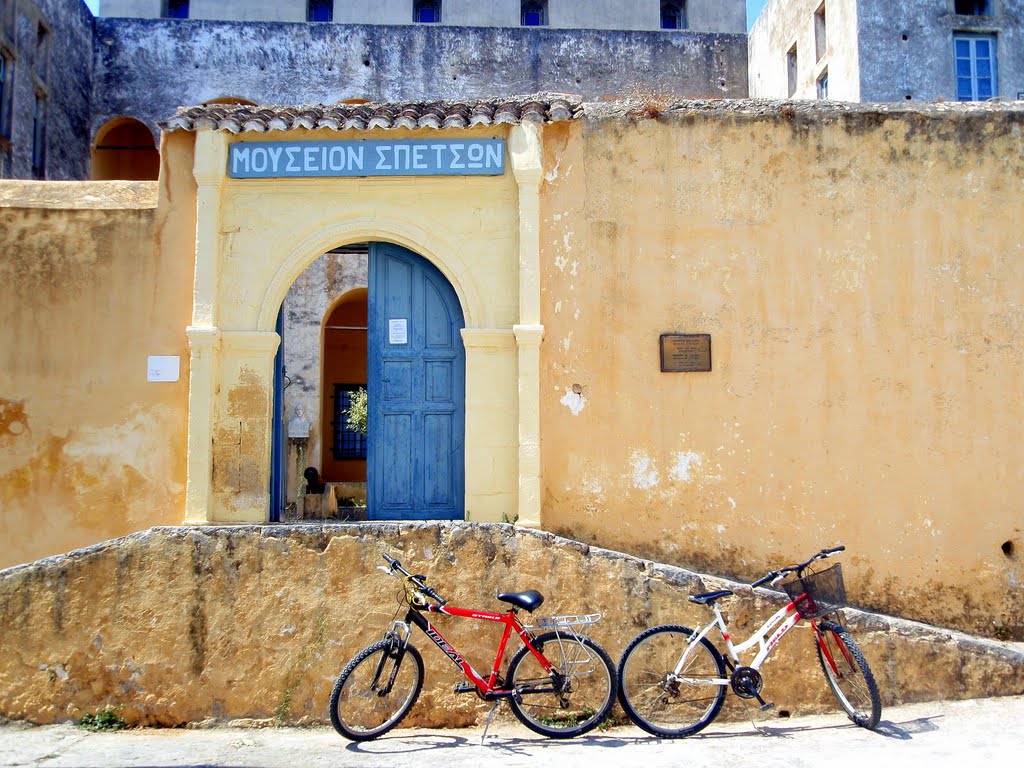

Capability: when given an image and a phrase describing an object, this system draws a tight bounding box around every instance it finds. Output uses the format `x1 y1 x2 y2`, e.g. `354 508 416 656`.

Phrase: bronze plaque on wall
660 334 712 372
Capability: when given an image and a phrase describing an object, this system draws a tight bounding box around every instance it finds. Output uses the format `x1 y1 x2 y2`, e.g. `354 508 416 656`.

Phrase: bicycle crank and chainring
730 666 764 699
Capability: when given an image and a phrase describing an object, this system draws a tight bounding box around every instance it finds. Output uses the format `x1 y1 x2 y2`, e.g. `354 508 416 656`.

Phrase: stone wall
0 524 1020 727
1 0 94 179
857 0 1024 102
90 19 748 138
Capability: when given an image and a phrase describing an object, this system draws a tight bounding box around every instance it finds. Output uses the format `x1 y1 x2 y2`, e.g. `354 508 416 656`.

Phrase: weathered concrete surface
91 19 748 137
0 524 1020 728
3 697 1024 767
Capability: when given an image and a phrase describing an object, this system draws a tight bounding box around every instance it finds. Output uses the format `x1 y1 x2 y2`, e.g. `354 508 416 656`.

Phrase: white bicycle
618 546 882 737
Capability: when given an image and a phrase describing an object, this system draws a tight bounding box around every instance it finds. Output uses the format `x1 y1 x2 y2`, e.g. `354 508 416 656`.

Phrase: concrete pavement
2 696 1023 767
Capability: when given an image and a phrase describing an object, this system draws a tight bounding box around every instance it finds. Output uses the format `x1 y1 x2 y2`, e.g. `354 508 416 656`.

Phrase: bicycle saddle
688 589 734 605
497 590 545 612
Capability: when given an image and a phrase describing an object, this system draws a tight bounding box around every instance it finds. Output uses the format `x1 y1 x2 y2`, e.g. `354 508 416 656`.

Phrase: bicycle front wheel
506 631 617 738
815 620 882 729
329 638 424 741
617 624 727 738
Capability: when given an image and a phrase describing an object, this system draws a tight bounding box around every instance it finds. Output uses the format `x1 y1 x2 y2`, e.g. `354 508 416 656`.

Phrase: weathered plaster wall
857 0 1024 102
1 0 93 179
748 0 860 100
183 125 526 525
0 178 192 569
539 100 1024 638
90 19 748 140
100 0 748 33
1 524 1020 726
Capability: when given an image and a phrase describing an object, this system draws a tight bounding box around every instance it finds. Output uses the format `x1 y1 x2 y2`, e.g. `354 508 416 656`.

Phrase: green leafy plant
344 387 367 436
78 706 126 732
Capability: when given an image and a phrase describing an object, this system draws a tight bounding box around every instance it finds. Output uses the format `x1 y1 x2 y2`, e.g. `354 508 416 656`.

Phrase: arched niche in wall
320 287 369 484
91 117 160 181
203 96 258 106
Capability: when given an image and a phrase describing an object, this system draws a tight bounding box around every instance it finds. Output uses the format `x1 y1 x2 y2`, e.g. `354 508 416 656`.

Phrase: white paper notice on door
389 318 408 345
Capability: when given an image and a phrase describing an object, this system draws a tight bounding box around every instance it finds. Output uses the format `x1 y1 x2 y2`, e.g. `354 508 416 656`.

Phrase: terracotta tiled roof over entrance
160 95 583 133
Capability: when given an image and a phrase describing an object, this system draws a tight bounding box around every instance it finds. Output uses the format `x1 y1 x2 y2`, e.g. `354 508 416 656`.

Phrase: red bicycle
329 553 617 741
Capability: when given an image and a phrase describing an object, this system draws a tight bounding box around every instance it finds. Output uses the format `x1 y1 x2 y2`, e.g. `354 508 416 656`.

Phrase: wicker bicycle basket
781 563 846 619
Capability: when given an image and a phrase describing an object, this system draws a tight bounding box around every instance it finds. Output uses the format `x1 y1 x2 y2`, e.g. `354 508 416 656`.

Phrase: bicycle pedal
760 702 776 712
453 682 476 694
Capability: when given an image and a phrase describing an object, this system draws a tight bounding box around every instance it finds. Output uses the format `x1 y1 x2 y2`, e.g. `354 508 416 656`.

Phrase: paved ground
2 696 1023 767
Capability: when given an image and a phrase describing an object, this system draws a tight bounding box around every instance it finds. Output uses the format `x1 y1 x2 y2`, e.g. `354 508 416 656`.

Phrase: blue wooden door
367 243 465 520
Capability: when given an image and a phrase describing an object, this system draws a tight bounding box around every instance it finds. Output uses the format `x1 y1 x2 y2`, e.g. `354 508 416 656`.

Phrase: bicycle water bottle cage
688 590 734 606
497 590 545 612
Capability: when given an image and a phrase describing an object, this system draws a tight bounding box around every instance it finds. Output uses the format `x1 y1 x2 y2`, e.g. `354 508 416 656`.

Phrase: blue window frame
414 0 441 23
307 0 333 22
522 1 547 26
954 0 991 14
32 92 46 178
162 0 189 19
0 50 11 138
332 384 368 460
661 1 686 30
954 33 997 101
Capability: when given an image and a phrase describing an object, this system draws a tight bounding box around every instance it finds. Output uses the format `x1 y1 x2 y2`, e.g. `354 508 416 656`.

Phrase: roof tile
160 94 584 133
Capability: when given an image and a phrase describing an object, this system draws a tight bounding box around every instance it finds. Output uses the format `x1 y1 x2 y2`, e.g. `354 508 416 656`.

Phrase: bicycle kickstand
480 700 502 745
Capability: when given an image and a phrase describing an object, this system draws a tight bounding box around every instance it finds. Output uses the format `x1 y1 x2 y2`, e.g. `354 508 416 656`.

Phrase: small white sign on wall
147 355 180 382
389 319 408 345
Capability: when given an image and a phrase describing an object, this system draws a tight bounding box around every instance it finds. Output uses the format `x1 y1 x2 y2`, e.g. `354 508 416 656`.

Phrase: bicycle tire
329 638 424 741
617 624 727 738
506 631 617 738
815 619 882 729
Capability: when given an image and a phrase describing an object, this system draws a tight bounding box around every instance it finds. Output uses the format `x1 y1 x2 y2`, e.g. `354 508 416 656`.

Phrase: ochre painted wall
0 168 195 568
185 125 530 526
538 104 1024 637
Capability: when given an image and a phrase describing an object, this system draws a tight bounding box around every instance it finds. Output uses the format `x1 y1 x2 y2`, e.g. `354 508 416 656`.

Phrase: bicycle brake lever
376 566 392 575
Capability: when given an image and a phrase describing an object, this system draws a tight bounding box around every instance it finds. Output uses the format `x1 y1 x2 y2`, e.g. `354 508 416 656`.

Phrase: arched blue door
367 243 465 520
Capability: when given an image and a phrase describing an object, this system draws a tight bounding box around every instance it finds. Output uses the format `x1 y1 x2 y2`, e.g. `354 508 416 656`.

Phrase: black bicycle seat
688 589 734 605
497 590 545 612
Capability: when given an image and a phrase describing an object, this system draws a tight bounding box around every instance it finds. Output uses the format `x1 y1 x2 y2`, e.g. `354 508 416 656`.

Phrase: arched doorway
91 117 160 180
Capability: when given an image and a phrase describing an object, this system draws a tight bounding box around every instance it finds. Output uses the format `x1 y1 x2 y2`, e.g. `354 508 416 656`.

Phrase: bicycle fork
372 621 413 696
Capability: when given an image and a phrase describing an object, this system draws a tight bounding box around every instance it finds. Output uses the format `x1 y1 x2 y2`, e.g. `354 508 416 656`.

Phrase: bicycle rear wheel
506 631 617 738
617 624 727 738
815 620 881 729
329 638 424 741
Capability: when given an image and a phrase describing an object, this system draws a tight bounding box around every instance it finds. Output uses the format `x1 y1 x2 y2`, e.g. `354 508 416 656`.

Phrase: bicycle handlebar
381 553 447 606
750 545 846 589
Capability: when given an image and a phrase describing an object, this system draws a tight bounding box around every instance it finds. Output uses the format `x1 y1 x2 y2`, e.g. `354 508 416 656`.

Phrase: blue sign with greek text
228 139 505 178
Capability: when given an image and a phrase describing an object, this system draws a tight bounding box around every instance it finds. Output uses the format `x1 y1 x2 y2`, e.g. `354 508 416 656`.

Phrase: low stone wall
0 524 1021 727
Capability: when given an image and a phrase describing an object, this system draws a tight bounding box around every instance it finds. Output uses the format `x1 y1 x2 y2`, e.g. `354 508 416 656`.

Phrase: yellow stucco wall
0 172 194 568
183 125 540 526
538 104 1024 636
3 103 1022 638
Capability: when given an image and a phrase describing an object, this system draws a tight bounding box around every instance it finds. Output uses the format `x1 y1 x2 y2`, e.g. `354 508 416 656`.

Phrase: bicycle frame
393 602 556 699
681 596 807 685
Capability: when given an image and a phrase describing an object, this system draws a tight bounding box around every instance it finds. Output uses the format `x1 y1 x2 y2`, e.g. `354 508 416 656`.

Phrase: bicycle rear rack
527 613 602 635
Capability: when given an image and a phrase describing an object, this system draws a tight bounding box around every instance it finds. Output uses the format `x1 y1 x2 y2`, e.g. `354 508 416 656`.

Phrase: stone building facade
98 0 746 33
0 0 92 179
750 0 1024 102
1 0 749 180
